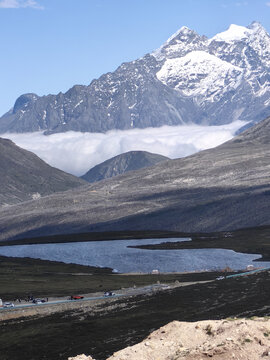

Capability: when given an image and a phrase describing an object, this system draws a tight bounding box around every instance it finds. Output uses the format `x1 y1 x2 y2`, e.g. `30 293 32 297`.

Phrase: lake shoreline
0 254 230 301
128 226 270 261
0 237 265 274
0 230 189 247
1 226 269 262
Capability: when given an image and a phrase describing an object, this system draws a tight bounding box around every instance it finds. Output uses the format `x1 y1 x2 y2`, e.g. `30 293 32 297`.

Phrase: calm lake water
0 238 269 273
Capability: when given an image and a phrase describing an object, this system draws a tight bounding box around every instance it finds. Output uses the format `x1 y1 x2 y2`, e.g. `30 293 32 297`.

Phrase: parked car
216 276 225 280
3 302 15 308
104 291 115 297
70 295 84 300
33 298 46 304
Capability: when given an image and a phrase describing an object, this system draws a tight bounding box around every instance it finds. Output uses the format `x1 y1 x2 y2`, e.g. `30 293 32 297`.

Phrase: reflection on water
0 238 269 273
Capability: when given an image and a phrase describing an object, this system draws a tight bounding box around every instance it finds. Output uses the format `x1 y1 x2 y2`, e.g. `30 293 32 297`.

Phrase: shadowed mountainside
0 116 269 241
81 151 169 183
0 137 86 206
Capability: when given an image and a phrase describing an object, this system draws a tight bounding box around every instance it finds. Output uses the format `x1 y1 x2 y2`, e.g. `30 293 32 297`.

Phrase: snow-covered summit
165 25 197 43
207 21 270 72
209 22 270 60
154 21 270 105
248 21 265 31
152 26 207 60
210 24 253 43
152 21 270 71
157 51 243 101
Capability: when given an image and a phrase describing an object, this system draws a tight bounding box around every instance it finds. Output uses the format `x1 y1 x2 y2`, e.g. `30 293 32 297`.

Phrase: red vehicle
70 295 84 300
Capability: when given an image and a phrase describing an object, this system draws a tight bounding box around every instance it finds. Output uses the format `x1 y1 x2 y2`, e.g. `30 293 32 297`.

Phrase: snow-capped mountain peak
209 22 270 55
166 25 197 42
246 21 270 62
152 26 207 60
1 21 270 134
248 21 267 32
155 21 270 106
207 22 270 73
156 51 243 102
210 24 253 43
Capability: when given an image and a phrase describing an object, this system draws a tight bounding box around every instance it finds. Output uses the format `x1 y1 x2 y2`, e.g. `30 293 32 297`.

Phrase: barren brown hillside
70 318 270 360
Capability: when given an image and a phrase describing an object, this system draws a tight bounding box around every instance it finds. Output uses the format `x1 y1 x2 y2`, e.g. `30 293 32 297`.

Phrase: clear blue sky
1 0 270 116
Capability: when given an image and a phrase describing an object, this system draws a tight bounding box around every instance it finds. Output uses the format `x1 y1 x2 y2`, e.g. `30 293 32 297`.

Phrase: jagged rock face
1 22 270 134
0 116 269 240
0 57 198 134
0 137 86 206
81 151 169 183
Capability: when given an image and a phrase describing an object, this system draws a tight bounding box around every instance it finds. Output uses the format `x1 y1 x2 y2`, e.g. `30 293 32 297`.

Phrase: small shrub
217 342 225 347
205 324 214 336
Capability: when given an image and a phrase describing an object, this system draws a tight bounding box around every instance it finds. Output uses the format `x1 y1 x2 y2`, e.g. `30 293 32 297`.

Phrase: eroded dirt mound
70 318 270 360
68 355 95 360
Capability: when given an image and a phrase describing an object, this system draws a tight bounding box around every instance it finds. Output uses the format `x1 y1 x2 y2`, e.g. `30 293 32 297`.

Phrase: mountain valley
0 115 269 241
1 6 270 360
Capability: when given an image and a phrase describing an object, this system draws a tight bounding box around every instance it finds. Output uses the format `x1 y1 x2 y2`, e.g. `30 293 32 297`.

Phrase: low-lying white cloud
0 0 43 9
2 121 247 177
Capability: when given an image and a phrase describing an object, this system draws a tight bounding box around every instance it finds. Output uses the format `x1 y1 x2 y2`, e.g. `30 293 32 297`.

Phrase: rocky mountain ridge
81 151 169 183
1 22 270 134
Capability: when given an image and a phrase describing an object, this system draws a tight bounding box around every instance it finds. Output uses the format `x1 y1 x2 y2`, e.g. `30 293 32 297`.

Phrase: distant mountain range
81 151 169 183
1 22 270 134
0 115 269 241
0 137 86 206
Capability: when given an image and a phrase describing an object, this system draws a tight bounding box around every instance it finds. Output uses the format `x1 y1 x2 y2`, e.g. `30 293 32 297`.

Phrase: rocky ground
70 318 270 360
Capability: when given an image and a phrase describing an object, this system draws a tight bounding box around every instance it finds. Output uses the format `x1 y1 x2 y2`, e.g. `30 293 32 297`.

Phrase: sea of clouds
2 120 247 176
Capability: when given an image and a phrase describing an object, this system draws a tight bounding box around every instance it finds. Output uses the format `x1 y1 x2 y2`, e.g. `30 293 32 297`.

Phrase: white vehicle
216 276 225 280
3 302 15 308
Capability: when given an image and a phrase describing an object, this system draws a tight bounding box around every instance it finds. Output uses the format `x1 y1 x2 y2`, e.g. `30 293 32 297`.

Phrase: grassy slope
129 226 270 261
0 255 221 300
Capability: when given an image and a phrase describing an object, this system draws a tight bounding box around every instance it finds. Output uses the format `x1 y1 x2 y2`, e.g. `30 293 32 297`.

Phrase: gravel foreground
69 318 270 360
